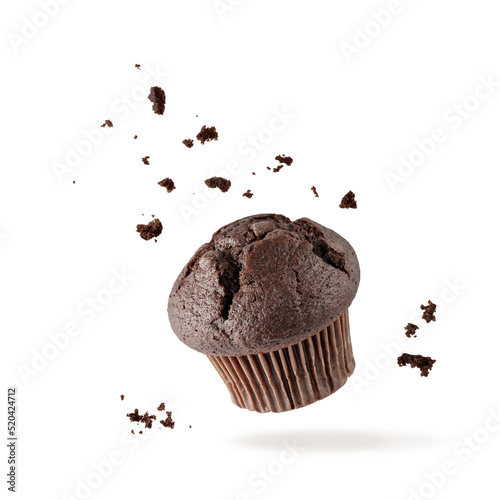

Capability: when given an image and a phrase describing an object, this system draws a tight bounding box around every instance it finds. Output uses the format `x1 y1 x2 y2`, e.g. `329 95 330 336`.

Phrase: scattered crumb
142 156 150 165
72 181 76 184
266 167 271 171
404 323 420 338
311 186 319 198
120 395 124 401
196 126 218 145
139 431 143 434
136 218 163 241
131 429 135 434
183 139 194 148
135 64 141 70
126 409 143 423
101 119 113 128
157 403 166 412
159 411 175 429
142 412 156 429
252 172 256 175
189 425 192 429
397 354 436 377
421 301 437 323
273 165 284 173
205 177 231 192
133 135 138 139
158 177 176 193
275 155 293 166
340 190 357 209
148 86 166 115
242 190 254 198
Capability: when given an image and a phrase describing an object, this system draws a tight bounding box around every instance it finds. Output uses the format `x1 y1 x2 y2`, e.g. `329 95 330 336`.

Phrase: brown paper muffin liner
208 309 355 413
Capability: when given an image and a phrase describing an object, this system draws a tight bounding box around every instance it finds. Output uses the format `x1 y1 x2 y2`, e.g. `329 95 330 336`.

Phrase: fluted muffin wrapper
207 309 355 413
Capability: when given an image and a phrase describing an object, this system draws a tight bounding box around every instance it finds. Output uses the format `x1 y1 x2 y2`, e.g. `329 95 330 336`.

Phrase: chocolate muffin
168 214 360 413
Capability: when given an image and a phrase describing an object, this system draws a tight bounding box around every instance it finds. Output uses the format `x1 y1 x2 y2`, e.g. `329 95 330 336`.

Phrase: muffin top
168 214 360 356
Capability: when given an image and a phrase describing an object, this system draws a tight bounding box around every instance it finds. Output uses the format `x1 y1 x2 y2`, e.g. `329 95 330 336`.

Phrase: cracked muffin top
168 214 360 356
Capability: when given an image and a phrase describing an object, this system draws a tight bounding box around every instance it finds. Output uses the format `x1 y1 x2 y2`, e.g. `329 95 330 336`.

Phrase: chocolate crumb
131 429 135 434
101 120 113 128
311 186 319 198
421 301 437 323
340 190 357 209
141 412 156 429
183 139 194 148
273 165 284 173
142 156 150 165
136 218 163 241
139 431 143 434
120 395 124 401
242 190 254 198
189 425 192 429
158 177 176 193
134 135 138 139
252 172 256 175
157 403 166 412
159 411 175 429
196 126 218 145
275 155 293 166
72 181 76 184
266 166 271 171
205 177 231 193
135 64 141 70
405 323 420 338
397 354 436 377
148 86 166 115
126 409 143 423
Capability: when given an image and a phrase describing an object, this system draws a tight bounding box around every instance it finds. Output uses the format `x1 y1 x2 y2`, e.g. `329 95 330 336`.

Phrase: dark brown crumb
148 86 166 115
158 177 176 193
157 403 166 412
141 412 156 429
139 431 143 434
205 177 231 192
135 64 141 70
273 165 284 173
397 354 436 377
133 135 138 139
183 139 194 148
196 126 218 145
242 190 254 199
101 120 113 128
159 411 175 429
136 218 163 241
131 429 135 434
126 409 143 423
275 155 293 166
311 186 319 197
189 425 192 429
405 323 420 338
72 181 76 184
340 190 357 209
266 166 271 171
120 395 124 401
421 301 437 323
142 156 150 165
252 172 256 175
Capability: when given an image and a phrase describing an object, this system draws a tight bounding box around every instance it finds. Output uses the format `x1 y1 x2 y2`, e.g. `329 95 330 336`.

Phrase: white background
1 1 500 499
